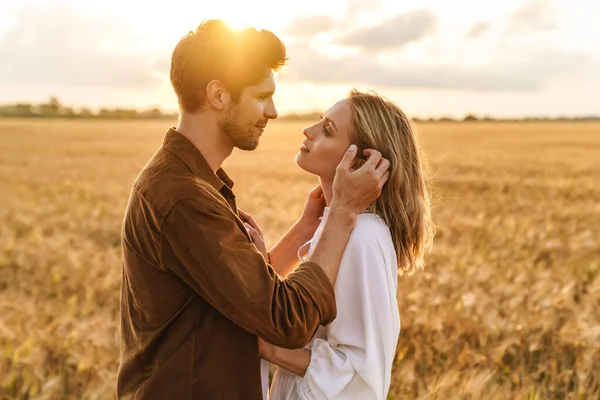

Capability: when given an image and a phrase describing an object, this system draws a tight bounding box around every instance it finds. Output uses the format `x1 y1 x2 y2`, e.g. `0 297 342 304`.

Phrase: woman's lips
299 142 310 152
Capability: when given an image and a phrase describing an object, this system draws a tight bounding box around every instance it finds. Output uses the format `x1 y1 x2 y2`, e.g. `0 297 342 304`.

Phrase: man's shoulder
128 147 226 222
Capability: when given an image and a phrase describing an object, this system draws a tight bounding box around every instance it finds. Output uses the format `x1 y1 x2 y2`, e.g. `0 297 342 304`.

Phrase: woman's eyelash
319 116 331 136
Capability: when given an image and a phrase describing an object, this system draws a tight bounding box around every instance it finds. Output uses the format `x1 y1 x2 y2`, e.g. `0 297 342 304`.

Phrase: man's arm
162 195 337 349
249 146 390 287
242 185 326 278
162 145 389 349
266 205 356 290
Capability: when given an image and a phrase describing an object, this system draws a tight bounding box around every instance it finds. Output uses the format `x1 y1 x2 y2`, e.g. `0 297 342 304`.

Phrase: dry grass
0 118 598 399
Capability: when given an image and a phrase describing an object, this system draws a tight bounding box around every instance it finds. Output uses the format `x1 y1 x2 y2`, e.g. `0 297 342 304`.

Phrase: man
117 20 390 399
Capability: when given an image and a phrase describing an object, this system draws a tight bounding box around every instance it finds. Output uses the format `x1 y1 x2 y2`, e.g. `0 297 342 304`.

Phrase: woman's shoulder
342 212 394 258
352 212 391 239
337 212 397 286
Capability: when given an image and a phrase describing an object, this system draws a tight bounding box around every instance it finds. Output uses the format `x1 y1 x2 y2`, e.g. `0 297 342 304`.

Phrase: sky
0 0 599 118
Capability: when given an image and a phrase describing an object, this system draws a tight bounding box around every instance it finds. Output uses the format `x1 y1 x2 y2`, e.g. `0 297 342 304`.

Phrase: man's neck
176 112 233 173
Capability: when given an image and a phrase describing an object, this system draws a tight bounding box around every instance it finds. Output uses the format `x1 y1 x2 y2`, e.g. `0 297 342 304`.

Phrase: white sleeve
260 359 270 399
294 224 399 400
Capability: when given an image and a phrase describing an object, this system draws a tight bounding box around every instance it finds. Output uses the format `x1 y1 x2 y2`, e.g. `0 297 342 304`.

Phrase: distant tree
114 109 139 119
62 107 76 117
39 96 62 116
98 108 114 118
79 107 94 118
439 117 456 122
463 114 479 121
13 103 34 116
141 107 163 119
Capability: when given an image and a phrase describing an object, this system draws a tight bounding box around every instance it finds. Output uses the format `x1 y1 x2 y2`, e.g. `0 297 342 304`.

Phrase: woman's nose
302 127 313 140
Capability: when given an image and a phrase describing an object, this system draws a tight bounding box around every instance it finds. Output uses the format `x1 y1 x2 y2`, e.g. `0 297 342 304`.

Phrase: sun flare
199 4 279 32
222 17 255 30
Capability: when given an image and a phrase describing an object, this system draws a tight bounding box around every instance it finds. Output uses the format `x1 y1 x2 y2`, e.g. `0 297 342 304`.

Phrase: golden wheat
0 118 598 399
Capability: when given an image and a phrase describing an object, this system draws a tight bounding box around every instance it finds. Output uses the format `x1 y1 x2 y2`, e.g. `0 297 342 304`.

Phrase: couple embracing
117 19 434 400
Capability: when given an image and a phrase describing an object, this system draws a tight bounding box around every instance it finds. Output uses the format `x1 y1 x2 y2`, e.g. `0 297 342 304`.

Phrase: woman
252 89 435 399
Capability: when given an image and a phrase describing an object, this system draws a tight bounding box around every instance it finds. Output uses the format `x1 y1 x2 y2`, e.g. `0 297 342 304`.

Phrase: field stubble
0 118 598 399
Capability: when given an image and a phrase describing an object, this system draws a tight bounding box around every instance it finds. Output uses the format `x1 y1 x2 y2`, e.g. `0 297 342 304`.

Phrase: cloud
0 5 163 87
343 0 383 20
283 42 589 92
283 15 337 37
276 3 584 92
507 0 558 33
335 9 437 51
465 21 490 40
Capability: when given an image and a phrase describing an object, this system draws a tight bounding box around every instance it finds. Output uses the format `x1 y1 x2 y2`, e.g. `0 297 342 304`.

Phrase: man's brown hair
170 20 287 113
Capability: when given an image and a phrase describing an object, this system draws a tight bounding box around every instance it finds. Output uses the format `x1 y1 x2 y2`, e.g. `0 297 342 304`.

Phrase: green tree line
0 97 177 120
1 97 598 122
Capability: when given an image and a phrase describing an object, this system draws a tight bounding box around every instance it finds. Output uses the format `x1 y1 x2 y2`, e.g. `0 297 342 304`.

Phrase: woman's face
295 99 354 182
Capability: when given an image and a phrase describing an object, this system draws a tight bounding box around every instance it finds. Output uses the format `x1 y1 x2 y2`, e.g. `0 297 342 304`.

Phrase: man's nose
265 100 278 120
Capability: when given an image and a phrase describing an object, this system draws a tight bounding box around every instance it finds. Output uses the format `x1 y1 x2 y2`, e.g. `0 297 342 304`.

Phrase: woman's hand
258 338 311 376
238 209 268 260
300 185 327 230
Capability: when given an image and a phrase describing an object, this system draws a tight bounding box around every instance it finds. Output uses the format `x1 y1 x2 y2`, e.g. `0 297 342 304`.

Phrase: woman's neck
320 177 333 207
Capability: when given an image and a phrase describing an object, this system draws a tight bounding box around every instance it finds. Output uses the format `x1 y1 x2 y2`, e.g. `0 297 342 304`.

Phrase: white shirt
263 207 400 400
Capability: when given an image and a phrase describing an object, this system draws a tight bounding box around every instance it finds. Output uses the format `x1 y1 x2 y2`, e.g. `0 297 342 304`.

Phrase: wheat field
0 118 598 399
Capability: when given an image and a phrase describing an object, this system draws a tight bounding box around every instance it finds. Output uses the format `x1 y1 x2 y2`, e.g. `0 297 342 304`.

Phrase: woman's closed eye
319 116 331 136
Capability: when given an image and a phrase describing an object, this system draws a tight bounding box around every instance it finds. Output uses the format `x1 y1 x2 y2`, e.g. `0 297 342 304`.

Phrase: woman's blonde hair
346 89 435 274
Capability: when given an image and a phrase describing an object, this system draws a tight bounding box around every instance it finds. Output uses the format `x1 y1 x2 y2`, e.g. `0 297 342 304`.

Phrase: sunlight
187 1 281 33
221 17 256 30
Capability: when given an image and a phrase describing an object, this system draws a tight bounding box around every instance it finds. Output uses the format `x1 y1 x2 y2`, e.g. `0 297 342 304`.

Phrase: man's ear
205 80 232 111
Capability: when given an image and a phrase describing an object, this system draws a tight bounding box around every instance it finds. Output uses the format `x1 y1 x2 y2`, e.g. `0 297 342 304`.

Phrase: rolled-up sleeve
160 196 336 348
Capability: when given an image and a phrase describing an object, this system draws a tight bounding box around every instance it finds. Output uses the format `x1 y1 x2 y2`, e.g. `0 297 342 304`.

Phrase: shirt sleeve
161 195 337 349
294 223 399 400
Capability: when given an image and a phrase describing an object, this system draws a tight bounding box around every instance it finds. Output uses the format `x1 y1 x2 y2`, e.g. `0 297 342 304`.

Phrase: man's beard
219 104 260 151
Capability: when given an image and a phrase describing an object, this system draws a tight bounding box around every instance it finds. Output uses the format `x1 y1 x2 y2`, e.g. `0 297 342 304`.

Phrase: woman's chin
295 154 315 175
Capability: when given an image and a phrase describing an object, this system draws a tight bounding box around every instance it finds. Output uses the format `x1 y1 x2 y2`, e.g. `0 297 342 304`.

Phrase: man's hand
331 145 390 215
299 185 327 230
238 209 267 260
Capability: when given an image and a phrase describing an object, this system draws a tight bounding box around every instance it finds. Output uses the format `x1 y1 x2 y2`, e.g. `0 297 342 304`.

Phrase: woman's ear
350 157 366 172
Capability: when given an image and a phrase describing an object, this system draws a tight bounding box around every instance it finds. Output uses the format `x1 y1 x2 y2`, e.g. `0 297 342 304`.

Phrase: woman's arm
241 186 325 277
259 339 311 376
268 219 317 277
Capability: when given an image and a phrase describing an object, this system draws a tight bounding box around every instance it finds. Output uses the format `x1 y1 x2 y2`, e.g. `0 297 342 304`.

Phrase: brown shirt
117 128 337 399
